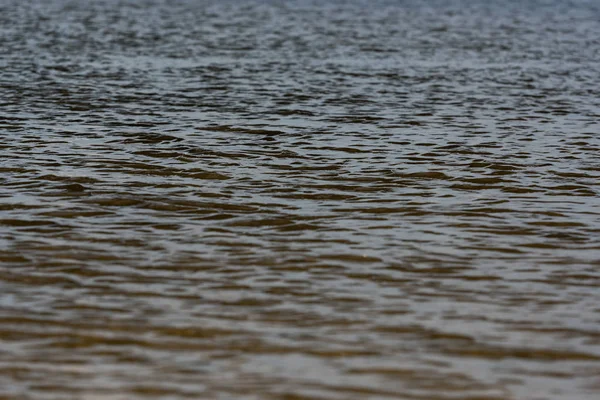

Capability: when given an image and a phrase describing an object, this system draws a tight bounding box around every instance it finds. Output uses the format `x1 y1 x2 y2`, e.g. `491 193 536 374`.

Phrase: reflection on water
1 0 600 398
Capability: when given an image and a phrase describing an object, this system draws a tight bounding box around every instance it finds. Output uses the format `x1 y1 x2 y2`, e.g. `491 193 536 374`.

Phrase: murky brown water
1 0 600 398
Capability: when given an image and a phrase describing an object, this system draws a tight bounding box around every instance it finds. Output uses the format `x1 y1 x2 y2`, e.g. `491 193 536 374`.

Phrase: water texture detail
1 0 599 399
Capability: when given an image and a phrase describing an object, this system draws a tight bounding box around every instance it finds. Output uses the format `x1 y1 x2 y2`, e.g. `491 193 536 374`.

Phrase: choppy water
1 0 600 399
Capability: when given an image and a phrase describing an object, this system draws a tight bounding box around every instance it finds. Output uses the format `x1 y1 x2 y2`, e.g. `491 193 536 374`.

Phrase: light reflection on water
1 0 600 399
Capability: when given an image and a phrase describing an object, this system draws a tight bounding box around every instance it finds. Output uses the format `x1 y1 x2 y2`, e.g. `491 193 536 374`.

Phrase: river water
1 0 600 399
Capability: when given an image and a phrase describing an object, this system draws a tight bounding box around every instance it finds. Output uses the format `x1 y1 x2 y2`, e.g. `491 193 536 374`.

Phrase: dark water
1 0 600 398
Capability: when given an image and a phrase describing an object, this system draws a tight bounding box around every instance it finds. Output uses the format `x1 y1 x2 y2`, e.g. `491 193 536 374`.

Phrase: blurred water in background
1 0 600 399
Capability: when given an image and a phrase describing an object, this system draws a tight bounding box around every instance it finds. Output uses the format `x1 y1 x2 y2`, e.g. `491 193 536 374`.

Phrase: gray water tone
1 0 600 399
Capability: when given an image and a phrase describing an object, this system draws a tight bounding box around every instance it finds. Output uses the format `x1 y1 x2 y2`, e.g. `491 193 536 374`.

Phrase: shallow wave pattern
1 0 600 399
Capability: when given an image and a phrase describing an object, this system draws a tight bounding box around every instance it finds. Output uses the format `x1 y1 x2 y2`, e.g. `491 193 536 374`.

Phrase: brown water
1 0 600 399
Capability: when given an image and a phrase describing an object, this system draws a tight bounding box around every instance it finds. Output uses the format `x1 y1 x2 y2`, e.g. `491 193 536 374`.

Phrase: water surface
1 0 600 399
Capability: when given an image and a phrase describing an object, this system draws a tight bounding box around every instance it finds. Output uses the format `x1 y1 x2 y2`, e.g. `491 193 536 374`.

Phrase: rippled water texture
1 0 600 398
